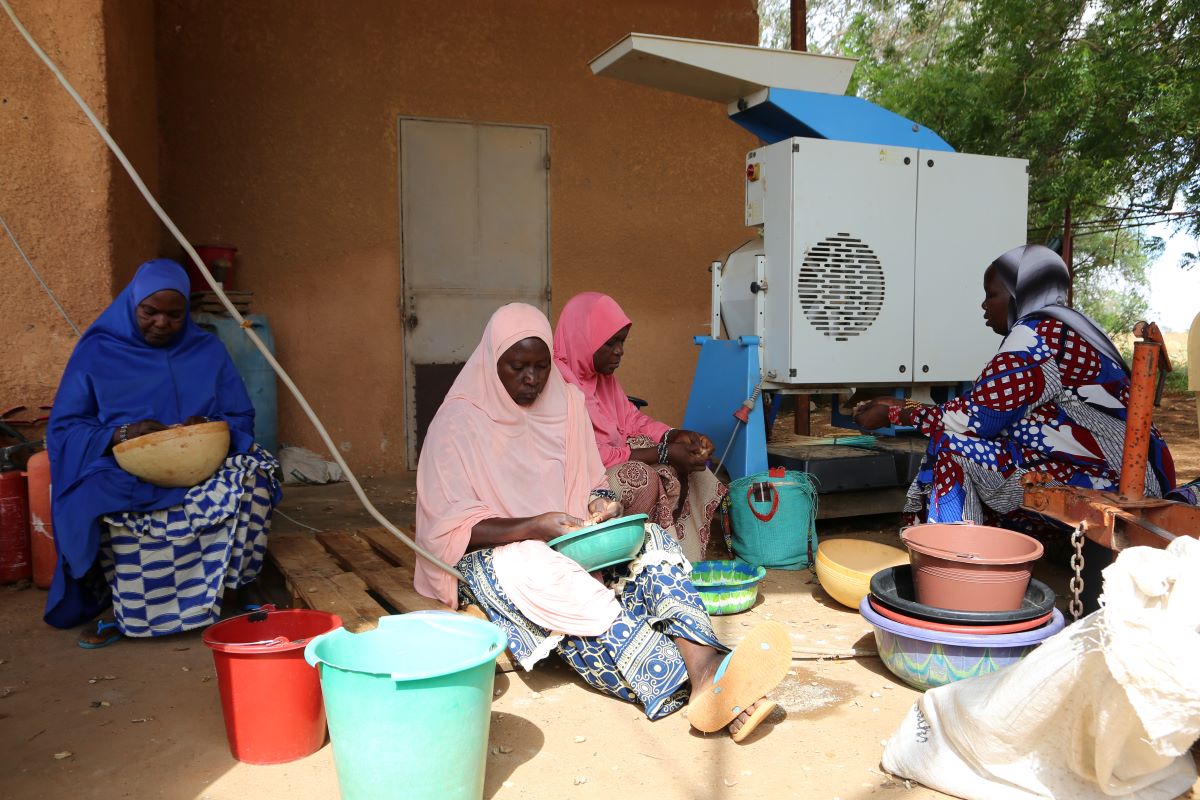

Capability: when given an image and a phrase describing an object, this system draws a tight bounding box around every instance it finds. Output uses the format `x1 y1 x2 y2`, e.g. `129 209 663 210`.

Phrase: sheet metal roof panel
589 33 857 104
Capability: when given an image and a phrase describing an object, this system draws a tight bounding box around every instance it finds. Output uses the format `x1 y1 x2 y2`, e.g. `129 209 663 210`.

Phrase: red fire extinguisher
0 441 37 584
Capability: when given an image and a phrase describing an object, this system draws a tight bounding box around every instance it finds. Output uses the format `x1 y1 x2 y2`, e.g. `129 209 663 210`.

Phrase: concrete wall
155 0 759 471
0 0 117 410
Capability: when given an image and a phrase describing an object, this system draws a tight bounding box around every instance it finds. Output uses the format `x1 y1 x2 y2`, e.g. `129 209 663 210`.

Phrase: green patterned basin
859 596 1066 690
691 560 766 616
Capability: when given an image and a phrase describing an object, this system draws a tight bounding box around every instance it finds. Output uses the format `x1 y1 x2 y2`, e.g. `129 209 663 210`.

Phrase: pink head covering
414 303 608 609
553 293 670 467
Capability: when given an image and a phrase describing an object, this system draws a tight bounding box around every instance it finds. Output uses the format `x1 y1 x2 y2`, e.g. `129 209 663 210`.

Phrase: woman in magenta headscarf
553 292 727 562
415 303 788 742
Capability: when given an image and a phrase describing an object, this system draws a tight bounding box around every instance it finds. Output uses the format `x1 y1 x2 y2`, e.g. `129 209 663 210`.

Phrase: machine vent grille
797 234 885 342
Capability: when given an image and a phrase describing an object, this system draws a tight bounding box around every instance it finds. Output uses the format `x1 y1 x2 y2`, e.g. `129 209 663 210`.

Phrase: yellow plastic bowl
113 420 231 488
815 538 910 609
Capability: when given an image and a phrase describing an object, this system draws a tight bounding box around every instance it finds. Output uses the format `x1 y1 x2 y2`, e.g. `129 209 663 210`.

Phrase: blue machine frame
682 336 769 481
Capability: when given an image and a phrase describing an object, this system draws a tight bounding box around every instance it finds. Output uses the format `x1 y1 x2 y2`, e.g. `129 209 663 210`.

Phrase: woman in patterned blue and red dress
853 244 1176 528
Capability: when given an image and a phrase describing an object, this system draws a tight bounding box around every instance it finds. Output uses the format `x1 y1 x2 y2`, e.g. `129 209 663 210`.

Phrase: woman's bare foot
728 698 769 737
675 639 725 693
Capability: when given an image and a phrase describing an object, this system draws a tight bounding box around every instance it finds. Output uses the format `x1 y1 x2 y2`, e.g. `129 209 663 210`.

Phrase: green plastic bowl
547 514 648 571
691 560 767 615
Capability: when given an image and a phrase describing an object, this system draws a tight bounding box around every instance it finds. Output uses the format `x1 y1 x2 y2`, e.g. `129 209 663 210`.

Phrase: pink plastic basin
900 524 1044 612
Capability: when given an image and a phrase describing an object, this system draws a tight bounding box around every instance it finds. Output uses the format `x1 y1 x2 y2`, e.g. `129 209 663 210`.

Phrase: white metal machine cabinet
727 138 1028 388
590 34 1029 483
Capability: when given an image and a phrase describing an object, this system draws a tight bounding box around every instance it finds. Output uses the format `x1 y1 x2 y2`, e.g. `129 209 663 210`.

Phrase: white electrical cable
273 509 324 534
1 0 462 582
0 212 82 336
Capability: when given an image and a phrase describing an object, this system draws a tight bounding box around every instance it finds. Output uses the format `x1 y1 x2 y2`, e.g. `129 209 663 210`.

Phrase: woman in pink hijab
554 292 728 562
415 303 788 741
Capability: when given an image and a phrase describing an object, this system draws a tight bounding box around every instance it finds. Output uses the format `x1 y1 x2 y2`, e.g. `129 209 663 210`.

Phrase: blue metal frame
682 336 768 481
730 88 955 151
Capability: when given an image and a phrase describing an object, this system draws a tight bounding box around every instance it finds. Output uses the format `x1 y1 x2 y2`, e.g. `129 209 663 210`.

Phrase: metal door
399 118 550 468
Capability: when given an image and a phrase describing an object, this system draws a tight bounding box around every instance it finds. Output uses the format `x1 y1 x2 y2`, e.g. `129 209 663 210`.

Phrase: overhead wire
0 0 462 582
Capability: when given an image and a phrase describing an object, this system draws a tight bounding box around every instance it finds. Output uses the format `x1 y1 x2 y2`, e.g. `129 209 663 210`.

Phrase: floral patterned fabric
608 434 727 562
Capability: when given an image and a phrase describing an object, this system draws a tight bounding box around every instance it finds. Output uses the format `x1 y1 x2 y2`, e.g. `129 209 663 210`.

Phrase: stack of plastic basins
858 523 1064 690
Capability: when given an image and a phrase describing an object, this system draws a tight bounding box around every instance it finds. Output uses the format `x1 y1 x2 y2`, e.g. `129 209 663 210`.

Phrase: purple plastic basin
859 596 1065 691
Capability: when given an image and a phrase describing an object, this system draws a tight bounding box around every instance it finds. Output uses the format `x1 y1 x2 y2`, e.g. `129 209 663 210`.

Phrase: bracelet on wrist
118 423 130 443
657 440 670 465
661 428 675 444
589 488 618 502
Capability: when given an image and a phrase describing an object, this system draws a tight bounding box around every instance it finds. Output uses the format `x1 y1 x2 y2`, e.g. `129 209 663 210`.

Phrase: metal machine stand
682 335 768 481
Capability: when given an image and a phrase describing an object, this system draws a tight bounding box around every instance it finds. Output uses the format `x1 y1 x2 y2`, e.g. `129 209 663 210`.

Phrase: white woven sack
279 445 345 485
882 536 1200 800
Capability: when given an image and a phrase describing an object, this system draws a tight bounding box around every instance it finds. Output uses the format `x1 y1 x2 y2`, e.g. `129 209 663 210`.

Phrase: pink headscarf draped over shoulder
553 293 670 468
414 304 616 634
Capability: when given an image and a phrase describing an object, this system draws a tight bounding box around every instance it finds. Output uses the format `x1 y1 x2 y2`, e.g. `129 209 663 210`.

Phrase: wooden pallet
266 527 516 672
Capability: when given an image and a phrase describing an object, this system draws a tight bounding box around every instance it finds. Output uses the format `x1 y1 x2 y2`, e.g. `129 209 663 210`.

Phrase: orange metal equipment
1022 321 1200 551
25 450 54 589
1117 341 1157 498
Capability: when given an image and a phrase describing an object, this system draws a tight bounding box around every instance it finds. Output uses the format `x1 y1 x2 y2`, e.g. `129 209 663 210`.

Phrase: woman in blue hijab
45 259 280 647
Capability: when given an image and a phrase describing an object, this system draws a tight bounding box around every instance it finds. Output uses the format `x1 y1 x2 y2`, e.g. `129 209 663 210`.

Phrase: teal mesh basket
727 469 818 570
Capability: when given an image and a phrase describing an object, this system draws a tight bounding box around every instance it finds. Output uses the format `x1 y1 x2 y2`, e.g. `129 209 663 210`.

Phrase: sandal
687 621 790 734
77 618 122 649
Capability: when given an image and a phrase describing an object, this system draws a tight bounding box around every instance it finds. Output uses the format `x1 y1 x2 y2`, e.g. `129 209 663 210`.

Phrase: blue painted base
681 336 768 482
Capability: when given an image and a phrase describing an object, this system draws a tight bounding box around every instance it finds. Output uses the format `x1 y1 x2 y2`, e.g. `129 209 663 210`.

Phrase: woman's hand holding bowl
531 511 585 542
112 419 168 446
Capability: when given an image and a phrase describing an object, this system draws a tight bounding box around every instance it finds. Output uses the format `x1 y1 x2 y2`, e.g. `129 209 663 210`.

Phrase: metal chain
1068 523 1086 621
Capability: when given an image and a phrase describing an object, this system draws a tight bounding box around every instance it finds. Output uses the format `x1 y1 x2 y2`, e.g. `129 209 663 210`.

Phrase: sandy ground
2 392 1197 800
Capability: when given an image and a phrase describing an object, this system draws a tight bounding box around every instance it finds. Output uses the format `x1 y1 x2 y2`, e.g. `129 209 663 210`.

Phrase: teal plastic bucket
304 612 506 800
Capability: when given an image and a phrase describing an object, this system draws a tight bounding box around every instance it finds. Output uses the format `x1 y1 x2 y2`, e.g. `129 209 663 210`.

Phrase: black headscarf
989 244 1129 373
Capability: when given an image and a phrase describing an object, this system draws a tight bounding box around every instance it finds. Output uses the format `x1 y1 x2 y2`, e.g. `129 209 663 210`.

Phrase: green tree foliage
758 0 1200 334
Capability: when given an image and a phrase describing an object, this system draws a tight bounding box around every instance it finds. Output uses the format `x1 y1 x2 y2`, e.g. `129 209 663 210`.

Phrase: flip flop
687 620 791 733
77 618 122 650
729 699 778 743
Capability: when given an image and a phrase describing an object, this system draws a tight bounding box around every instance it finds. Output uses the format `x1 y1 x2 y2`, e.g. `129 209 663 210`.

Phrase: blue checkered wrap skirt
100 447 279 637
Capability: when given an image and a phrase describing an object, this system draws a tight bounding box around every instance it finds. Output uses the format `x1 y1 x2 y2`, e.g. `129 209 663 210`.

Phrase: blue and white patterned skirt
458 524 726 720
100 448 279 637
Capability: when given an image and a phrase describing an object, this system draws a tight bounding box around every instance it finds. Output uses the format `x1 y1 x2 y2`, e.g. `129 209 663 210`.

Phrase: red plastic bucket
203 608 342 764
